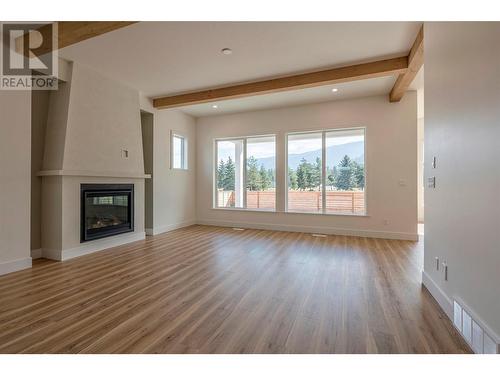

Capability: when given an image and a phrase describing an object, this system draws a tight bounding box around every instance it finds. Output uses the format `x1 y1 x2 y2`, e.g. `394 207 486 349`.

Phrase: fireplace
81 184 134 242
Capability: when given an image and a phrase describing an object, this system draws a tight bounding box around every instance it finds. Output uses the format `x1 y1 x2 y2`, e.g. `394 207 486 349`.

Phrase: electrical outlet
427 176 436 188
442 262 448 281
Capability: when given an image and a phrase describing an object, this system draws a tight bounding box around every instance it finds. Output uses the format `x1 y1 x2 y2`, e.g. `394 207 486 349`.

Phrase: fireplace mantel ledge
37 170 151 179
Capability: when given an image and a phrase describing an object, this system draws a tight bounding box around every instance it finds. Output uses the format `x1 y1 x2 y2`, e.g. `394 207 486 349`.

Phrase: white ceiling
180 76 397 117
59 21 423 116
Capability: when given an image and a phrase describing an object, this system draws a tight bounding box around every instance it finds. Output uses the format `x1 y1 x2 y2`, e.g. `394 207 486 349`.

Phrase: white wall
43 62 144 175
196 94 418 239
141 111 154 230
31 90 50 251
0 91 32 275
39 63 147 261
417 116 424 223
423 22 500 342
140 96 197 234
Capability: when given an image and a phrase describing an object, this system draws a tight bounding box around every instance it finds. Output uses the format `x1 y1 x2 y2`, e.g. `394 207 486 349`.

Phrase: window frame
171 131 188 170
285 127 367 216
213 134 277 211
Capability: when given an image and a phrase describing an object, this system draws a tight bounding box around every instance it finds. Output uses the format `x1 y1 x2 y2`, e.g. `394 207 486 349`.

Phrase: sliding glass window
215 135 276 210
287 128 365 215
287 132 323 213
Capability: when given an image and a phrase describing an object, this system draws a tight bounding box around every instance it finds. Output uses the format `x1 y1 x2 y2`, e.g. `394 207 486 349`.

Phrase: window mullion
214 140 218 208
285 134 289 212
181 137 185 169
321 131 327 214
242 138 247 209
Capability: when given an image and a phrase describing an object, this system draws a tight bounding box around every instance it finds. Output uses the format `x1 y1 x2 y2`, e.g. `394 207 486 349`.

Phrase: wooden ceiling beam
389 25 424 102
153 57 408 109
16 21 137 56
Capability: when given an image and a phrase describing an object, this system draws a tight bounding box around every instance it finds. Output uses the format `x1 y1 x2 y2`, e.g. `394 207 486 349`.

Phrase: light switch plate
432 156 437 168
462 310 473 344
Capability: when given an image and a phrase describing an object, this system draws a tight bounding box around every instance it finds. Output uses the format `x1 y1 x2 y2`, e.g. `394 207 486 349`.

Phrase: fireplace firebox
81 184 134 242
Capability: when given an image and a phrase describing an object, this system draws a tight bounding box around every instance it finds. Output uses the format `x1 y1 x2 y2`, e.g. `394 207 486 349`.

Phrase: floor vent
311 233 327 238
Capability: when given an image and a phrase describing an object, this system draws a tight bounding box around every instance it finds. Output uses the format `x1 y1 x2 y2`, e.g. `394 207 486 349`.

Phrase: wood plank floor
0 225 470 354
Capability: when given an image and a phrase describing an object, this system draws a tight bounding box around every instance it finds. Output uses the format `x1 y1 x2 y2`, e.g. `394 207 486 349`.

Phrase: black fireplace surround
81 184 134 242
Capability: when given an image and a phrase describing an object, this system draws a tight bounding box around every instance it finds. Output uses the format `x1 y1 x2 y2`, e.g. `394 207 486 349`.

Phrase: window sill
286 210 369 217
211 207 276 213
211 207 369 217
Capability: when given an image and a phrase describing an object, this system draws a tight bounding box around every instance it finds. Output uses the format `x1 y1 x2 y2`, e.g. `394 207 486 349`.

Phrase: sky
217 139 275 162
290 135 363 154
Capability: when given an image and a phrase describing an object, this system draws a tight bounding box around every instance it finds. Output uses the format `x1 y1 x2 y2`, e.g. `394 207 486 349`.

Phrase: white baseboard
197 219 418 241
42 231 146 261
41 247 63 261
422 270 500 353
150 220 196 236
0 257 32 276
31 248 42 259
421 270 453 319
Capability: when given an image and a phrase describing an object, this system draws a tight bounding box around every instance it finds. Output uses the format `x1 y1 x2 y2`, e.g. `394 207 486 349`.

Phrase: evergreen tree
259 165 271 190
312 157 322 189
288 167 298 190
352 162 365 189
246 156 261 191
223 157 235 191
217 159 225 189
335 155 354 191
267 169 275 188
327 166 336 189
304 161 316 191
296 158 309 190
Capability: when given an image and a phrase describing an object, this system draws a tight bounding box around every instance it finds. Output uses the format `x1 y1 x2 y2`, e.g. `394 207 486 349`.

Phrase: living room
1 1 499 373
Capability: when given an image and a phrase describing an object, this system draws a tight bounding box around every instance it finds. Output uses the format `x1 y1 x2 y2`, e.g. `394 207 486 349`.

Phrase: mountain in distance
256 141 364 170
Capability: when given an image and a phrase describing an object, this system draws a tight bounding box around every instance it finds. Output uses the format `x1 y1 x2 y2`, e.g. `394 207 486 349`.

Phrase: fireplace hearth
81 184 134 242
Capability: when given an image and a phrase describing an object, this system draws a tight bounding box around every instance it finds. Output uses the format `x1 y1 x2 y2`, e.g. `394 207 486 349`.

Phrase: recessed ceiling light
221 48 233 55
332 88 339 93
212 104 218 109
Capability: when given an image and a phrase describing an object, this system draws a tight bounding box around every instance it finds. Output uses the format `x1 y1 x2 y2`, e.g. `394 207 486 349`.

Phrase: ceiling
179 76 397 117
59 21 423 116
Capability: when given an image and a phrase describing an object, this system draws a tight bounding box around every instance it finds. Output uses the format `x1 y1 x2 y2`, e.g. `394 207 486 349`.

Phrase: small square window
172 133 188 170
